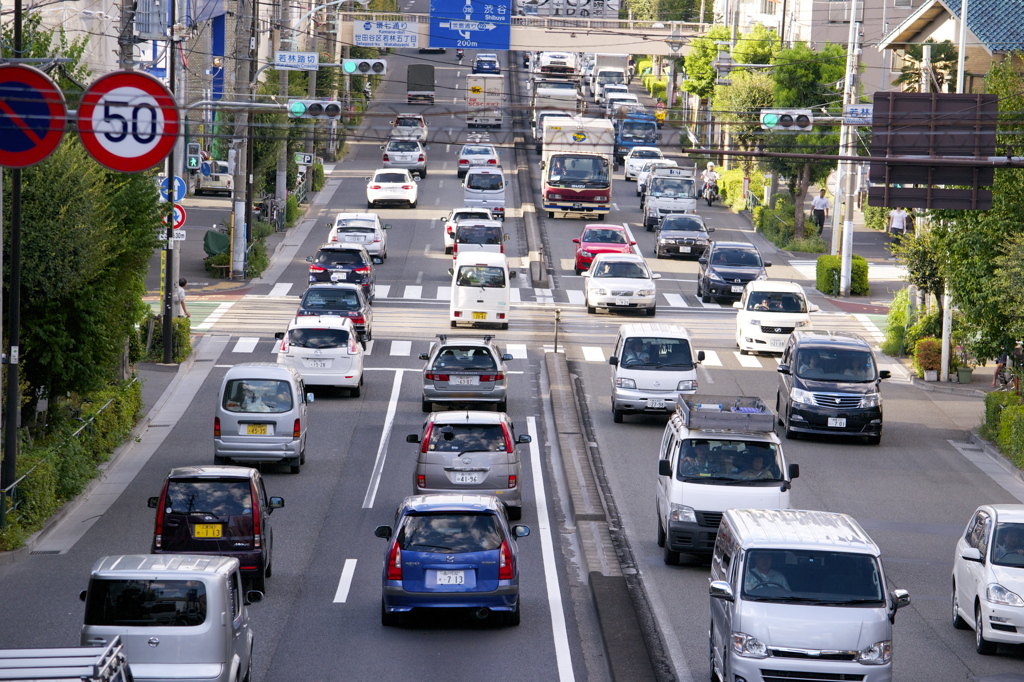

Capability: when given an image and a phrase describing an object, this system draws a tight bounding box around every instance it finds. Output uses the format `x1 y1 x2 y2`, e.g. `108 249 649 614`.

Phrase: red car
572 224 636 275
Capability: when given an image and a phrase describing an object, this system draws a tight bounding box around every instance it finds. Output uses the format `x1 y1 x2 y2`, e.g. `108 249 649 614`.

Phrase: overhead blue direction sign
429 0 511 50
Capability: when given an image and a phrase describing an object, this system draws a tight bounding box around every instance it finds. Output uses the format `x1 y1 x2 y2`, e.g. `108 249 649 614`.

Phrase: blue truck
613 107 661 164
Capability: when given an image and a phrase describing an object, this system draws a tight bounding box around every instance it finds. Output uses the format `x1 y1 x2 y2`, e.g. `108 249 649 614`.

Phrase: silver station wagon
420 335 512 412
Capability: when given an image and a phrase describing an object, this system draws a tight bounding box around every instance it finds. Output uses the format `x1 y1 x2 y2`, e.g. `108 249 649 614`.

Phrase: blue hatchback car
472 57 500 75
375 494 530 626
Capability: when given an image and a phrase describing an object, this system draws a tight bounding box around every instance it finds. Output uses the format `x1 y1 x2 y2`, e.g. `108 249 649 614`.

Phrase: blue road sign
429 0 511 50
159 175 187 202
201 161 212 177
0 64 67 168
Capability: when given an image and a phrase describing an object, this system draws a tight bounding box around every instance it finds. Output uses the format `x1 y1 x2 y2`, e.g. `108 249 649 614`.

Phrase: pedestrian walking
811 189 830 233
175 277 190 319
887 207 909 239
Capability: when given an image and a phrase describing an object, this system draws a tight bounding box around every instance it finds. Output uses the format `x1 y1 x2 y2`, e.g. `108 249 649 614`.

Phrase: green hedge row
982 392 1024 467
815 254 869 296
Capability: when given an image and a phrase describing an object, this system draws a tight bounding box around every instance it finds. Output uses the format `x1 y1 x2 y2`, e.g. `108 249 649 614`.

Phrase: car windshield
301 288 360 311
456 225 503 244
629 148 661 158
643 162 674 174
315 250 362 266
222 379 293 413
213 162 229 174
288 327 350 348
456 266 506 288
432 346 498 371
395 117 422 127
539 81 575 90
453 211 491 222
84 579 208 627
398 513 502 553
597 72 625 84
650 178 695 197
795 349 875 381
388 141 419 151
164 479 253 516
746 292 807 313
674 439 782 482
992 523 1024 566
621 122 657 138
429 424 508 451
742 549 884 605
592 260 647 279
463 146 494 156
661 217 704 232
582 228 627 244
466 174 503 190
374 173 408 183
710 247 761 267
620 336 695 369
546 155 610 187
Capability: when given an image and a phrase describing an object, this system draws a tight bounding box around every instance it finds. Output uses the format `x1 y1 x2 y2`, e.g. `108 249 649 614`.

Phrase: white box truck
590 53 629 102
466 74 503 128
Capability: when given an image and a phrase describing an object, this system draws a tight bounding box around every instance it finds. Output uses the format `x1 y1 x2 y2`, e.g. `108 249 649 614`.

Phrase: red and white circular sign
161 203 186 229
78 71 179 172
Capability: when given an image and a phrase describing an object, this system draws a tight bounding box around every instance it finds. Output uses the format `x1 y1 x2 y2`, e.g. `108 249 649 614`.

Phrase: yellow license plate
246 424 268 435
194 523 222 538
472 312 487 320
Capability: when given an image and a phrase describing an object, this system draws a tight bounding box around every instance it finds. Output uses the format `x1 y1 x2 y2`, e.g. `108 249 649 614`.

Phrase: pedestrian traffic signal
342 59 386 75
186 143 202 171
287 99 343 119
760 109 814 132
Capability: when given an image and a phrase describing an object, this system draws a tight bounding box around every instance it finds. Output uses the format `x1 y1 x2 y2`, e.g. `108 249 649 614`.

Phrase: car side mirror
516 435 532 444
364 176 371 181
879 370 891 380
572 238 580 244
324 222 333 230
764 261 772 267
306 392 315 403
245 590 263 605
709 580 734 602
630 241 637 246
698 257 708 265
892 589 911 610
373 257 383 264
512 525 531 538
697 350 706 363
269 496 284 510
275 331 284 340
960 546 983 563
652 273 662 280
385 224 393 230
609 356 619 366
582 270 591 277
406 434 420 443
447 268 454 276
509 271 517 279
505 181 509 187
504 234 509 241
809 304 819 313
658 459 672 477
418 352 430 360
375 525 393 540
414 177 420 182
379 145 385 150
147 497 159 508
502 353 513 361
707 226 715 233
305 256 313 262
788 463 800 480
80 590 88 602
777 364 791 375
733 302 742 309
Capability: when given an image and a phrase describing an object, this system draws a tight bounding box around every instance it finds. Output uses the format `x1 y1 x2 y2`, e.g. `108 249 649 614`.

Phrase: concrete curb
970 431 1024 487
510 60 550 289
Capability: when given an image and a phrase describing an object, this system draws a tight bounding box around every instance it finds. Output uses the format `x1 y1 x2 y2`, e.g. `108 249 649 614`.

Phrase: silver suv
419 335 512 412
381 138 427 177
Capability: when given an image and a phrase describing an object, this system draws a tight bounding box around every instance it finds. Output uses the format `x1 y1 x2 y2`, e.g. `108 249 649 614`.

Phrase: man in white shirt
700 162 719 199
811 189 830 232
888 207 909 237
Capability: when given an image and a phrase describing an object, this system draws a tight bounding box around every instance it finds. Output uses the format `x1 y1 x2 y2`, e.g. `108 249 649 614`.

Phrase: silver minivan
214 363 313 473
709 509 911 682
80 555 260 682
462 167 508 221
608 323 704 423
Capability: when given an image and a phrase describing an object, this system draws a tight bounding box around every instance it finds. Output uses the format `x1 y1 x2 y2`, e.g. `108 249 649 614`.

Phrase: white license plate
330 272 346 282
648 399 666 409
615 298 629 306
453 375 480 386
828 417 847 428
305 359 329 368
770 339 785 347
435 570 465 585
453 472 481 484
731 285 744 293
678 246 691 253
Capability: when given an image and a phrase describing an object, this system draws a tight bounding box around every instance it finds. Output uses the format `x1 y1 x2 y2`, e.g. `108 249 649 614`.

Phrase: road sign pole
163 0 177 364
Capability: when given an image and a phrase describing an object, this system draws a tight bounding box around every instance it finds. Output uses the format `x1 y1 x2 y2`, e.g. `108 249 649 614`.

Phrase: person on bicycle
701 162 719 199
993 351 1009 388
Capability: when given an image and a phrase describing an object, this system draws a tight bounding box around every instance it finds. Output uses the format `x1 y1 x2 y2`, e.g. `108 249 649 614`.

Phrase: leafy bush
984 391 1021 440
247 239 269 279
311 162 325 192
863 203 888 232
139 313 191 363
998 404 1024 468
286 195 300 227
914 337 942 375
881 288 911 356
815 254 869 296
719 168 765 211
649 80 667 101
905 310 941 352
205 252 230 276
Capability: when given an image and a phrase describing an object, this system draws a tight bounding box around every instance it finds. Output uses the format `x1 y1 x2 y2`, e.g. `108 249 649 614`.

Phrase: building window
761 0 778 14
894 0 911 7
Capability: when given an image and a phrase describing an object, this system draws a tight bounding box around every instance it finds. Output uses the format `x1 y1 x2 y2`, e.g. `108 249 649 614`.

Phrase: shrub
205 252 230 276
247 239 269 279
984 391 1022 440
815 254 869 296
311 162 325 192
787 236 828 253
286 195 300 228
905 310 941 352
913 337 942 375
998 404 1024 467
719 168 765 211
649 80 667 101
881 288 911 356
139 313 192 363
863 203 888 231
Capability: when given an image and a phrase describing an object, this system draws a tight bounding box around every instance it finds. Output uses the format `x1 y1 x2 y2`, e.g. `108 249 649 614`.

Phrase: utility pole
231 0 252 277
162 0 178 363
117 0 136 69
245 0 258 237
276 0 291 216
837 0 861 296
304 10 318 194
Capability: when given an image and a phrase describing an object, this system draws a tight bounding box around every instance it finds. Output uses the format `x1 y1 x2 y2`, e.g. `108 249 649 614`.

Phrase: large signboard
524 0 620 18
354 21 419 48
430 0 511 50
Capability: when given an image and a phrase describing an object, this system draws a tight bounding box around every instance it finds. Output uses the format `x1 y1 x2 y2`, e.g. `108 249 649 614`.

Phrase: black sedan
696 241 771 302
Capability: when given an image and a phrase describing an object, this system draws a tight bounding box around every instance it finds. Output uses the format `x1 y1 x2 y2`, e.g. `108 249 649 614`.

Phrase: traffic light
342 59 386 75
186 143 201 171
287 100 343 119
760 109 814 132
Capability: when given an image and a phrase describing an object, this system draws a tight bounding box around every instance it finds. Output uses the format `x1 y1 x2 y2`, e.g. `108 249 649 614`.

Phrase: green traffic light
289 101 308 117
763 113 779 128
343 60 357 74
188 157 199 168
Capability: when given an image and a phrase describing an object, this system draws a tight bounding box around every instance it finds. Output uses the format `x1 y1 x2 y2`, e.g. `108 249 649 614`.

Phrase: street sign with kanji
78 71 179 172
0 64 67 168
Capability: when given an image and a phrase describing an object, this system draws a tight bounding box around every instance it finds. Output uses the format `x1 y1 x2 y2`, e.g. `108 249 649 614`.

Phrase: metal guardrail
744 189 762 211
0 377 139 529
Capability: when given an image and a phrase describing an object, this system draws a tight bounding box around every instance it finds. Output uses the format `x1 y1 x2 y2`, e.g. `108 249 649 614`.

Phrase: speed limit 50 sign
78 71 179 172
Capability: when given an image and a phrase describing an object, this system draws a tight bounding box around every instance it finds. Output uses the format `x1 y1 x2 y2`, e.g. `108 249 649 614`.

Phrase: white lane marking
363 370 406 508
214 364 233 368
232 337 260 353
700 350 722 366
582 346 606 363
391 340 412 356
612 203 619 211
698 297 720 309
404 285 423 299
434 197 441 204
436 286 452 300
510 288 521 303
506 343 528 359
734 351 762 368
194 301 235 331
415 271 424 285
269 283 292 297
376 285 391 299
663 293 688 307
363 340 375 355
566 290 585 305
333 559 358 603
439 180 445 188
527 416 575 681
535 288 554 303
423 243 431 256
445 144 451 153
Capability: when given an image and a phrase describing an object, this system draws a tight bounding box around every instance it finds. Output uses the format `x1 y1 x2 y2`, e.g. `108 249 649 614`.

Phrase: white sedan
366 169 418 209
583 252 661 316
623 147 664 181
637 159 678 197
328 212 391 261
276 315 364 396
457 142 500 178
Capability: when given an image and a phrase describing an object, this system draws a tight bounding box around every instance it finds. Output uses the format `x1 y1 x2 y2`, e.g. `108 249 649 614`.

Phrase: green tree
657 0 711 22
732 23 780 69
681 25 732 100
892 39 959 93
712 69 774 174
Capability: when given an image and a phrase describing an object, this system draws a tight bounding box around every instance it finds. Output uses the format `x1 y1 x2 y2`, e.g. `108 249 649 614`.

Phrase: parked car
366 169 419 209
328 212 390 261
375 494 530 626
696 241 770 303
654 213 713 260
583 252 660 316
457 142 500 179
297 282 373 344
733 280 817 355
389 113 427 140
406 411 531 519
147 465 284 591
306 243 375 300
623 146 664 181
382 138 427 177
572 223 636 275
441 207 495 253
420 334 512 412
276 315 364 395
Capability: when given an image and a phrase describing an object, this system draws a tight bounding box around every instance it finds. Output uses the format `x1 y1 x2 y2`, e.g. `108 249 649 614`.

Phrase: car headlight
647 206 658 216
987 583 1024 607
677 380 696 391
637 289 655 296
707 270 725 282
860 392 881 408
592 288 607 295
756 271 769 281
856 640 892 665
549 193 563 200
749 319 761 326
795 320 809 327
791 388 816 405
668 503 696 523
730 632 768 659
658 238 670 244
595 195 609 202
581 250 594 257
615 377 636 389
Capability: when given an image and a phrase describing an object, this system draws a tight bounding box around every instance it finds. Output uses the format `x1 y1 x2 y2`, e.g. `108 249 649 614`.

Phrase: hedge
140 314 192 363
984 391 1021 440
719 168 765 211
998 404 1024 468
815 254 869 296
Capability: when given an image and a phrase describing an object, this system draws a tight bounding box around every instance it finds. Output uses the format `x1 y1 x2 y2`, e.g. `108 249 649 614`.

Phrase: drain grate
30 550 61 555
195 358 214 362
149 424 171 428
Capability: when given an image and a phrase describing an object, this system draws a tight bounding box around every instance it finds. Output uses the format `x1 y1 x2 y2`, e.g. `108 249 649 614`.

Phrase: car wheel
645 221 653 232
657 513 666 547
547 211 554 219
612 408 624 423
381 599 401 627
289 457 301 474
444 246 453 254
952 581 970 630
351 382 361 398
775 394 785 426
241 646 253 682
977 603 997 654
655 247 663 259
699 280 711 303
663 544 680 566
505 600 521 627
783 412 798 440
458 171 466 179
450 321 457 328
646 305 656 317
299 447 306 465
250 568 267 594
410 200 417 208
496 399 508 412
636 188 641 197
422 399 432 413
420 168 427 178
586 301 596 314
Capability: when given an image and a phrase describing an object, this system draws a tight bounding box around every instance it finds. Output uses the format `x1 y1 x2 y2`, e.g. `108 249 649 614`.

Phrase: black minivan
776 330 890 445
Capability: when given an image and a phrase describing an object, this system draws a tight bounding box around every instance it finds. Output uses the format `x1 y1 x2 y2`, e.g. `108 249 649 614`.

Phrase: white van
463 167 508 221
449 252 516 330
709 509 910 682
608 323 704 422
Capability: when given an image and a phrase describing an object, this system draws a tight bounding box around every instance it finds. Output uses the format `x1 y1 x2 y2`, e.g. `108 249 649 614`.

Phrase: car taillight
452 244 458 255
421 423 433 453
293 418 301 438
425 373 450 381
500 423 513 450
417 474 426 488
251 482 263 549
487 159 497 165
153 486 168 548
418 155 425 162
508 474 517 489
453 311 462 318
447 226 454 235
402 185 413 190
214 417 221 438
387 541 403 581
480 373 504 382
309 264 326 273
353 266 371 274
373 235 381 242
370 184 382 190
459 159 470 166
496 313 506 320
348 314 365 324
498 540 514 580
279 337 288 352
382 153 390 162
349 336 359 354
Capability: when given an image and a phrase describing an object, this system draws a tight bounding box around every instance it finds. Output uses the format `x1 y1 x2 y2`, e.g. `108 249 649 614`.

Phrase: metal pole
162 0 177 363
276 0 291 213
956 0 968 94
837 5 860 296
232 0 251 277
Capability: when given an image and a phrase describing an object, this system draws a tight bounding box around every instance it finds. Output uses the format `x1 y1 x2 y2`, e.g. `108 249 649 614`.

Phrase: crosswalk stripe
582 346 606 363
364 340 375 356
734 351 762 368
436 286 451 300
699 297 721 309
269 283 292 297
506 343 528 359
391 340 411 356
663 293 688 308
233 337 260 353
510 288 521 303
567 290 586 305
194 302 235 331
376 285 391 299
535 288 554 303
403 285 422 299
701 350 722 366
